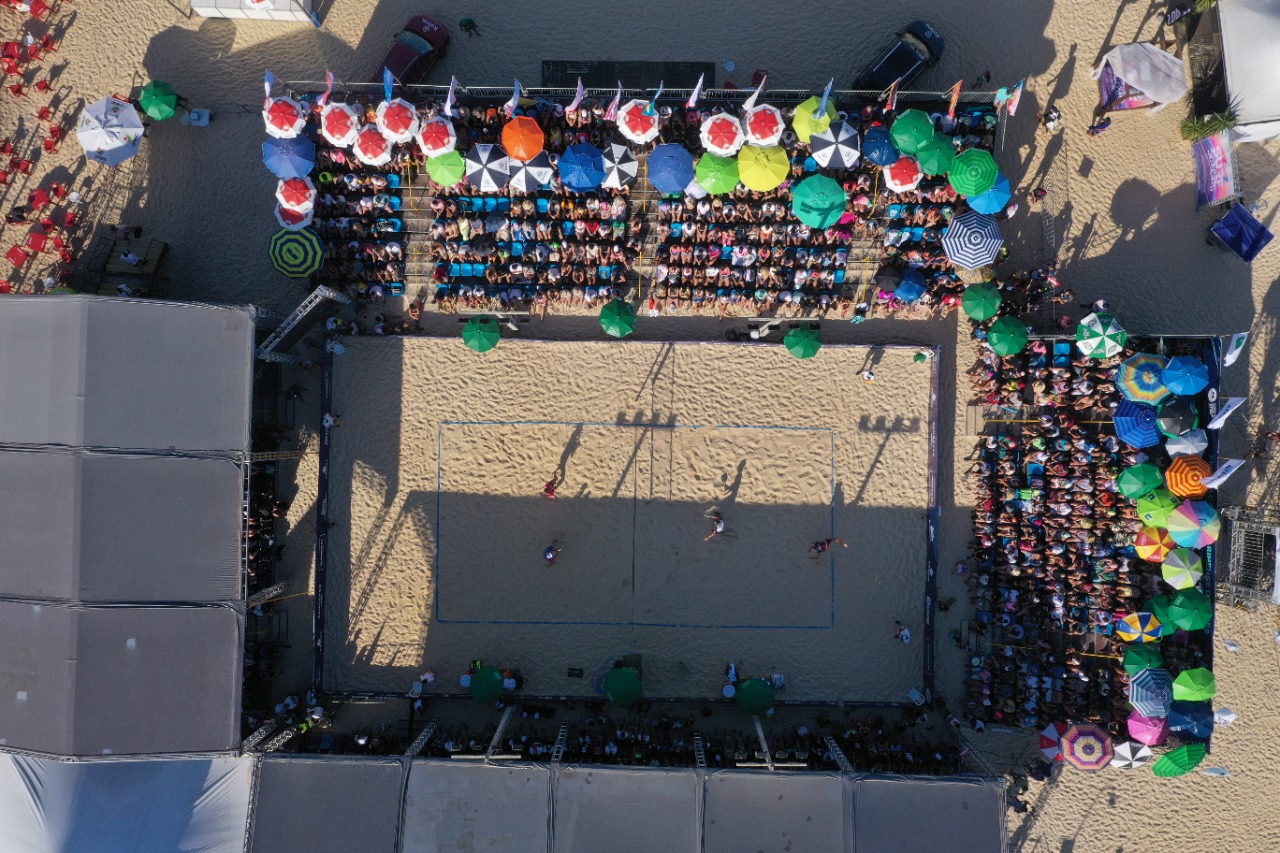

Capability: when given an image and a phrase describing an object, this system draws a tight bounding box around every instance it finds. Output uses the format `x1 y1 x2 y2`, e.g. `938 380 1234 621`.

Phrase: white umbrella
353 125 392 167
416 117 457 157
883 156 923 193
743 104 785 147
274 204 313 230
464 143 512 192
615 99 660 144
76 96 144 166
1165 429 1208 457
1214 707 1238 727
275 176 317 212
319 103 360 147
699 113 745 156
1109 741 1153 770
508 151 554 193
263 96 307 139
376 98 419 144
602 142 638 189
809 119 861 169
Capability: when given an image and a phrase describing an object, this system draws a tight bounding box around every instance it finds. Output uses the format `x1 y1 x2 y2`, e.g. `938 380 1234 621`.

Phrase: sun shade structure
1118 353 1171 405
1168 701 1214 739
967 173 1012 215
737 144 789 191
603 666 643 706
792 95 837 143
1173 668 1216 702
1167 500 1221 548
735 677 775 714
1118 462 1164 498
616 99 660 144
1093 42 1190 113
599 299 637 338
77 96 145 166
809 118 860 169
861 124 898 165
784 326 822 359
416 116 457 156
961 281 1002 321
695 152 740 195
1166 455 1212 499
1128 668 1174 718
790 174 847 228
262 136 315 179
1123 644 1163 676
1116 611 1163 643
508 151 554 193
1076 311 1127 358
501 115 544 161
1127 711 1170 745
1060 724 1113 771
464 143 513 192
948 148 998 197
1158 396 1199 438
276 176 317 211
275 204 313 230
375 97 419 143
915 138 955 176
1166 429 1209 457
559 142 605 191
883 156 923 193
139 80 178 121
986 316 1028 356
1113 400 1161 449
602 142 638 189
1152 743 1207 777
890 109 936 154
270 228 324 278
353 125 393 167
1162 356 1210 396
700 112 746 156
320 102 361 147
468 665 506 704
942 211 1003 268
1167 586 1214 630
426 150 465 187
743 104 785 146
462 315 501 352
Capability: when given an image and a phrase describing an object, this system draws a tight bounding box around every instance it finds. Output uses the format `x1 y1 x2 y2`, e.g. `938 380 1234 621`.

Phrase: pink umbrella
743 104 784 146
319 103 360 147
263 96 306 139
353 125 392 167
417 117 457 157
274 204 313 231
615 99 659 144
883 156 922 193
275 176 316 212
375 98 419 143
1127 710 1170 746
1038 722 1068 761
700 113 745 156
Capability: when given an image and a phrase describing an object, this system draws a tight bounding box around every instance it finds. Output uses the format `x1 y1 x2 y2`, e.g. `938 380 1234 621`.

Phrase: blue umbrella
1127 668 1174 718
1168 700 1214 740
1113 400 1161 449
1162 356 1210 397
941 211 1004 269
862 125 898 166
648 144 696 195
967 173 1012 215
893 267 927 302
262 136 316 179
558 142 606 191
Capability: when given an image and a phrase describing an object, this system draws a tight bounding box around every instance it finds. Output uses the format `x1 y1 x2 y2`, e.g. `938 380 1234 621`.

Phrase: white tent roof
1219 0 1280 136
704 770 849 853
403 760 551 853
553 766 700 853
853 776 1007 853
1092 42 1189 112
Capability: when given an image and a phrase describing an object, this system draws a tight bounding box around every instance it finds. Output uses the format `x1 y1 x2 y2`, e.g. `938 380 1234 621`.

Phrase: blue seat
460 263 474 277
456 198 471 212
670 222 683 237
537 198 550 214
388 196 402 211
484 197 498 212
511 242 524 257
887 204 902 219
385 282 405 296
497 198 510 211
385 174 400 188
449 263 461 278
803 156 817 172
599 266 611 280
911 226 925 242
473 263 487 277
834 269 845 284
563 221 575 236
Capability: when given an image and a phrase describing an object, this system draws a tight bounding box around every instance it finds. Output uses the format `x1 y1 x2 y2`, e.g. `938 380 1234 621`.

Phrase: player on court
808 537 847 559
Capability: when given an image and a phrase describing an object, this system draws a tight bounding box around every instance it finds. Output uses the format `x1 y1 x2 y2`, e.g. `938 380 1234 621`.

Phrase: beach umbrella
375 97 419 143
508 151 554 193
1123 645 1164 676
791 174 847 229
603 667 643 706
262 136 315 179
1166 429 1209 457
1116 611 1163 643
616 99 660 144
894 269 927 303
1146 595 1175 629
1166 455 1211 499
1135 527 1176 562
649 144 696 195
426 150 465 187
1173 668 1216 702
1168 587 1213 630
735 677 775 715
784 326 822 360
416 117 457 157
1110 741 1154 770
1163 356 1210 397
915 138 955 176
883 156 923 193
873 265 903 290
737 144 789 191
559 142 606 192
987 316 1028 357
1113 400 1161 449
276 176 316 212
274 204 313 230
1060 723 1113 772
861 124 898 166
792 95 836 143
469 665 505 704
1076 312 1128 359
465 143 513 192
809 119 860 169
77 96 145 167
942 211 1004 269
890 109 936 154
269 228 323 278
1161 548 1204 590
1168 701 1214 740
320 102 361 147
967 173 1013 215
1128 668 1174 717
1039 722 1069 761
1167 500 1221 549
139 80 178 121
353 125 393 167
1158 397 1199 438
599 299 636 338
1214 707 1238 727
962 281 1002 321
501 115 544 162
1127 711 1170 745
1152 743 1207 777
1138 488 1180 527
461 316 501 353
1118 353 1171 405
743 104 785 146
602 143 639 189
695 153 740 196
263 95 306 139
949 148 999 197
700 113 746 156
1117 462 1163 498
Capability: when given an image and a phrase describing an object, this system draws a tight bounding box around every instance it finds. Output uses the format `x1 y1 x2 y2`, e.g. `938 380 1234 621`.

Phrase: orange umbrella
1165 455 1211 499
501 116 544 162
1135 526 1176 562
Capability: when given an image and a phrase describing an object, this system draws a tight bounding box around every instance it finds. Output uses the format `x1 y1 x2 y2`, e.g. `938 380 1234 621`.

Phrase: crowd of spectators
312 150 407 300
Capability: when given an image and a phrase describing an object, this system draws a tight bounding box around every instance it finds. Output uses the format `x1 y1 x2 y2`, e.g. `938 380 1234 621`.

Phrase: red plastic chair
1 43 19 62
7 84 25 98
0 140 11 155
0 171 9 186
50 234 64 251
34 79 50 93
36 106 50 122
24 44 40 63
10 157 31 175
50 181 66 199
0 281 10 294
1 58 19 78
41 137 57 154
39 34 56 54
58 248 72 264
38 216 53 232
28 188 49 210
63 212 78 230
29 0 49 21
6 245 27 266
48 126 63 141
25 231 46 253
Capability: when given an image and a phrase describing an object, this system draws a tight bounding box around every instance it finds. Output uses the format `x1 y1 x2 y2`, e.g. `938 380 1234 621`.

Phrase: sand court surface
325 338 935 702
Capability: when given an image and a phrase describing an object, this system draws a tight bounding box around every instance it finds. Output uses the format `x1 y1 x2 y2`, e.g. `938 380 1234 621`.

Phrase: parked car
373 15 450 84
856 21 944 91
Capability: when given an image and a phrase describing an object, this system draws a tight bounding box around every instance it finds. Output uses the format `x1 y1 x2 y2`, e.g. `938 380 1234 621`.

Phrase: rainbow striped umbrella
1116 611 1163 643
1135 526 1176 562
1118 353 1171 405
1167 500 1221 548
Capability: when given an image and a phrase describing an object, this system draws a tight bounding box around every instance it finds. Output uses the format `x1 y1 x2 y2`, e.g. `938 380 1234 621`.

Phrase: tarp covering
248 756 406 853
703 770 849 853
553 766 699 853
402 760 550 853
0 600 243 756
1210 202 1274 263
0 753 252 853
1218 0 1280 137
1092 43 1189 113
0 450 243 603
853 776 1007 853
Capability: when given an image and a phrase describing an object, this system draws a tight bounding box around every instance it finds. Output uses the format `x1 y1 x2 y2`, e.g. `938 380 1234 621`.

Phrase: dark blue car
857 21 945 90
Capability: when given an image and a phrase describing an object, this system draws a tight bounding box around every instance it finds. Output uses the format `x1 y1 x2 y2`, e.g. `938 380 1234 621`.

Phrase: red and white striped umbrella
700 113 745 156
884 156 923 193
1039 722 1069 761
275 177 317 212
274 203 313 230
353 125 392 167
263 96 306 139
375 98 419 143
743 104 785 147
417 117 457 157
616 99 659 144
319 103 360 147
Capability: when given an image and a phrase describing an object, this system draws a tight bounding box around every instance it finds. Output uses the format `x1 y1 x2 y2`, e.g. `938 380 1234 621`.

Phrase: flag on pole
1006 79 1025 116
1207 396 1245 430
1223 332 1248 367
317 70 335 108
566 77 585 113
443 76 459 118
605 82 622 121
884 78 900 112
741 74 767 112
264 69 276 110
814 78 833 119
382 66 394 103
642 81 664 116
945 80 963 120
1201 459 1245 490
686 73 705 109
503 80 521 117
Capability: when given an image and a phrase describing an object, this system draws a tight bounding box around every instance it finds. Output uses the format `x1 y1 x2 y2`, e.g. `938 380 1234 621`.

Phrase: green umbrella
961 281 1002 321
469 665 505 704
461 315 501 353
790 174 847 229
1172 668 1216 702
139 80 178 121
599 299 636 338
1168 588 1213 631
890 109 936 154
949 148 999 197
1137 489 1179 528
603 667 643 706
735 677 775 715
1161 548 1204 590
737 145 790 192
1076 312 1128 359
792 95 837 143
1122 645 1164 677
269 228 324 278
914 138 955 176
1146 595 1174 628
987 316 1028 356
1152 743 1207 778
784 326 822 359
1117 462 1164 499
695 153 739 195
427 150 466 186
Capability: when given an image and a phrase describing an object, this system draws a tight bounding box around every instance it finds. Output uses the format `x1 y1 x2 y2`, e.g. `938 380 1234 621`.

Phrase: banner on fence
1193 131 1237 208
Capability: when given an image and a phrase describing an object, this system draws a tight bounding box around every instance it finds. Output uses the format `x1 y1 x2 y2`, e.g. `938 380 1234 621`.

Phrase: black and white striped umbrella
602 142 638 189
809 119 860 170
508 151 554 193
942 210 1004 269
464 143 512 192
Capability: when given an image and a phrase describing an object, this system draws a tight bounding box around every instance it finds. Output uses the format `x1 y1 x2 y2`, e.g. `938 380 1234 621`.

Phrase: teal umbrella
599 299 636 338
784 326 822 359
987 316 1028 356
462 315 501 353
889 109 936 154
790 174 847 229
469 665 505 704
915 138 955 176
603 667 643 706
735 677 775 715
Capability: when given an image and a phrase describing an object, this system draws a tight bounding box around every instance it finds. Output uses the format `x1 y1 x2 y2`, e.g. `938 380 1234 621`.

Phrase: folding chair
9 157 31 174
39 34 57 54
6 245 28 266
48 126 64 141
6 84 24 97
29 0 50 21
34 79 50 93
62 212 78 230
25 231 46 253
42 138 57 154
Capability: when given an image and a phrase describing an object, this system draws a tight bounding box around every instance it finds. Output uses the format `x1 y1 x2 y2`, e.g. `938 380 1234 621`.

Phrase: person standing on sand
894 621 912 644
544 539 562 566
459 18 480 36
704 511 727 541
808 538 847 559
543 473 560 500
1087 117 1112 137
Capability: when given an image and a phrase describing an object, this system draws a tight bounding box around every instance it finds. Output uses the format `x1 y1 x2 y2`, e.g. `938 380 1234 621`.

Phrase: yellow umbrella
737 145 789 191
792 95 837 143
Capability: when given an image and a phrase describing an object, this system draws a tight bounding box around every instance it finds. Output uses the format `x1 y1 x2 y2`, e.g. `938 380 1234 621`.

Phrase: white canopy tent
553 766 700 853
1092 42 1189 113
1218 0 1280 140
704 770 850 852
402 760 551 853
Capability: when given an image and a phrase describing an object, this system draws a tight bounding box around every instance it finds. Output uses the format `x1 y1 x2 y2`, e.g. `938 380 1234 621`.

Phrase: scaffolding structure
1219 505 1280 606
